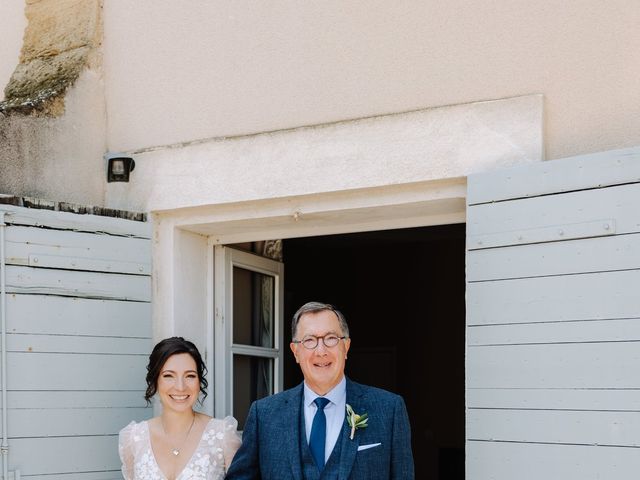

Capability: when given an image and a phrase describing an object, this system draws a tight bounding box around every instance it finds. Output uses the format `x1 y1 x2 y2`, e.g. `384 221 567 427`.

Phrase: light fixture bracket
106 154 135 183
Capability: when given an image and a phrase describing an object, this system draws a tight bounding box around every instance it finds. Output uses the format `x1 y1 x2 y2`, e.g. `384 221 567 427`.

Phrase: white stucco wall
103 0 640 160
105 95 542 213
0 0 26 98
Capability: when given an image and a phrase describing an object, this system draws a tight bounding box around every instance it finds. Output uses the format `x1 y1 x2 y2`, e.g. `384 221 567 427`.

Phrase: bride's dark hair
144 336 208 404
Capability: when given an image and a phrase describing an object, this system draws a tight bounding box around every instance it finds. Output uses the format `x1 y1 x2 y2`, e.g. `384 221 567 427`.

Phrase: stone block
21 0 101 62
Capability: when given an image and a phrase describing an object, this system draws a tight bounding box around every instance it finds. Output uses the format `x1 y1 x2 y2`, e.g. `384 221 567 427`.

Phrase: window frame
212 246 284 419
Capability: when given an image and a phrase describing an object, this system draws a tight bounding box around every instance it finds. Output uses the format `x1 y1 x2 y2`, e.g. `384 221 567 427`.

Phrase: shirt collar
304 376 346 407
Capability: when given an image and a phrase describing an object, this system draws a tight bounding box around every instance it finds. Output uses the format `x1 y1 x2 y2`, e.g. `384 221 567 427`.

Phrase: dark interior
282 223 466 480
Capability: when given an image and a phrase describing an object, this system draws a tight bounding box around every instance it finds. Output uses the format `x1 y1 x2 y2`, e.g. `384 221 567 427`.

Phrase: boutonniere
346 404 368 440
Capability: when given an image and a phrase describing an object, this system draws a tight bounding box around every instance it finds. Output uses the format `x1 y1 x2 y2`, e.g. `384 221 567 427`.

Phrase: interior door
213 246 284 428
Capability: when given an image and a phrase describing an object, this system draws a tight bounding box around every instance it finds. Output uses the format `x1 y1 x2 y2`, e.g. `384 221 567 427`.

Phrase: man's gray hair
291 301 350 340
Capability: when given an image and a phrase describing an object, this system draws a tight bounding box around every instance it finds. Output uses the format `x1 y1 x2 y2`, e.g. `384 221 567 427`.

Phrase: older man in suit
226 301 414 480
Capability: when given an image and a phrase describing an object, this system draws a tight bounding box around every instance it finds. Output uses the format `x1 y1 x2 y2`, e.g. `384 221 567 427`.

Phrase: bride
119 337 241 479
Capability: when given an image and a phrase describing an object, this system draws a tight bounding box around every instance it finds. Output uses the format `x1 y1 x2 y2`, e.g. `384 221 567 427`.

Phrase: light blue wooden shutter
465 147 640 479
0 205 152 479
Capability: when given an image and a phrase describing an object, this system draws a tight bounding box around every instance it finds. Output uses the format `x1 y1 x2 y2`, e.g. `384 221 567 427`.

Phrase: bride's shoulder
209 414 238 427
119 419 149 440
201 415 239 437
220 415 238 431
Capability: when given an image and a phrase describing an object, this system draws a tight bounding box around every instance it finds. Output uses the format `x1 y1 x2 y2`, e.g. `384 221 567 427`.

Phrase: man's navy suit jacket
225 378 415 479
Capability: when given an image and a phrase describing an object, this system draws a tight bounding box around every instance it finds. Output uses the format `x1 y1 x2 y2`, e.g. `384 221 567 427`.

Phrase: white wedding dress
119 417 241 480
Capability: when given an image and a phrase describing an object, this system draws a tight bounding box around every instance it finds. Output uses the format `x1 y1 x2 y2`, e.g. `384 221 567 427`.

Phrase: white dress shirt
303 376 347 463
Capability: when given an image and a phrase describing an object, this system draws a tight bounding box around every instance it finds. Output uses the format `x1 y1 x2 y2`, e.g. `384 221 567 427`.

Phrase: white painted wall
103 0 640 159
105 95 542 212
0 0 25 98
0 70 108 205
0 1 108 206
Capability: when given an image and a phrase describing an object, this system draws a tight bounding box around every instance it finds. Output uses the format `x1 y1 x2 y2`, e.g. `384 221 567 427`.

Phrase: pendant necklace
161 413 196 456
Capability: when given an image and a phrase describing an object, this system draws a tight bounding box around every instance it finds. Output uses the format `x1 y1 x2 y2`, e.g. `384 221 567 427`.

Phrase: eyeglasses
292 334 348 350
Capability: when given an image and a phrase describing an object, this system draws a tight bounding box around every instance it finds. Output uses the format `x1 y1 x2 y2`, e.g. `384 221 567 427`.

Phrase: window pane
233 355 273 429
233 267 274 348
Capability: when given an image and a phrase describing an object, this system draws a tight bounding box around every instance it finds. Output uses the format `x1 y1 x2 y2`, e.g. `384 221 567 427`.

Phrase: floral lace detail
134 449 162 480
118 417 241 480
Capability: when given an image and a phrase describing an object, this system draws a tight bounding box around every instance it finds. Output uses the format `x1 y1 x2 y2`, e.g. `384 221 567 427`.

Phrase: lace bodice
118 417 241 480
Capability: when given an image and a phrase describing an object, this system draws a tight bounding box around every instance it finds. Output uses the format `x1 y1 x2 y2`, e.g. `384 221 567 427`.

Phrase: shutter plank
8 436 121 475
468 181 640 247
7 333 151 355
468 146 640 204
468 343 640 389
5 225 150 273
7 352 147 390
468 388 640 411
6 294 151 337
6 266 150 301
468 409 640 446
0 391 146 409
1 204 150 238
467 441 640 480
468 234 640 281
468 318 640 346
1 407 150 437
467 269 640 325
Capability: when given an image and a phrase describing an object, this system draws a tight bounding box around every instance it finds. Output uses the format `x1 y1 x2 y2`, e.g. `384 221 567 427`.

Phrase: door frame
154 177 468 414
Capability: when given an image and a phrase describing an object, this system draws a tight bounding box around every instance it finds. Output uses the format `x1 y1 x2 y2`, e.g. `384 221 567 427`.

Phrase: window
213 247 284 428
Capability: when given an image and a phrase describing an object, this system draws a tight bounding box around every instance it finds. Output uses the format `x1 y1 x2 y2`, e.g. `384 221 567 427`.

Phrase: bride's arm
222 416 242 471
118 423 136 480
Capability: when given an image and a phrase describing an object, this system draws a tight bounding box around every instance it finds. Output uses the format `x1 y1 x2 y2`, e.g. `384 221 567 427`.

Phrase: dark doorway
282 223 465 480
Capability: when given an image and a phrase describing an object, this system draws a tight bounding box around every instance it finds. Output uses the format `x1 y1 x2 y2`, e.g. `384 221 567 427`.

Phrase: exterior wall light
105 153 135 183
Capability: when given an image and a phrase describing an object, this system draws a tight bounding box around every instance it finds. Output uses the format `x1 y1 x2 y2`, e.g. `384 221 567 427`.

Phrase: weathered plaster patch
0 69 108 205
2 47 90 115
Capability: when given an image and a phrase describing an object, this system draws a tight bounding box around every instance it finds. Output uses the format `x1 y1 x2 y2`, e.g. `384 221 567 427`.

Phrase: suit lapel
338 378 364 480
283 384 304 480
